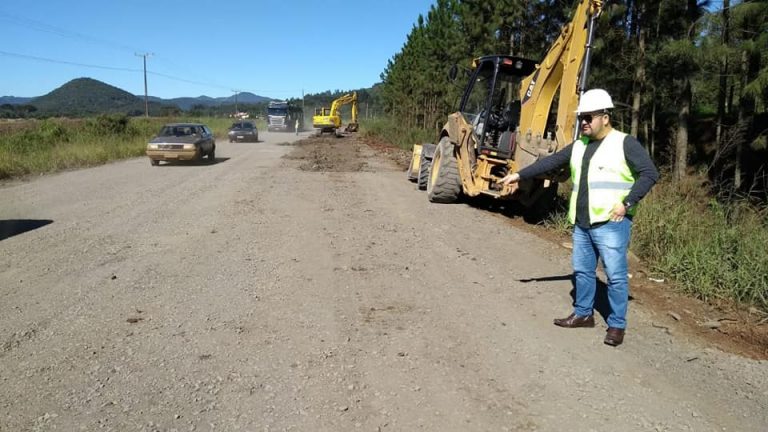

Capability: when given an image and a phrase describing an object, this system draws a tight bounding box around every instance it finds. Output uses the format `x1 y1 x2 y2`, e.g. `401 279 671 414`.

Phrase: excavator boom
312 92 359 134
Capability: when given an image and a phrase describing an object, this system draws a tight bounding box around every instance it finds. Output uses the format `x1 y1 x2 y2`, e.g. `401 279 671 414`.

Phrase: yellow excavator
312 92 359 136
407 0 603 217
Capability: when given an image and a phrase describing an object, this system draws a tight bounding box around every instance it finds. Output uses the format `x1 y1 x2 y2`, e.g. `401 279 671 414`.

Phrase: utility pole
231 89 240 116
135 52 153 117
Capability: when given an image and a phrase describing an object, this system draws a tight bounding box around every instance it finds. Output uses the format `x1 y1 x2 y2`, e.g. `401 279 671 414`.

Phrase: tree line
377 0 768 200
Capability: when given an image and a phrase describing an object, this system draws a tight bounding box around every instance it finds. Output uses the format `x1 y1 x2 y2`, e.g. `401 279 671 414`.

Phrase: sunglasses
578 113 607 123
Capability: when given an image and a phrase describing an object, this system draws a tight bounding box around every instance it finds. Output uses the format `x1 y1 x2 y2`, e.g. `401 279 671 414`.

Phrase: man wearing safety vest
499 89 659 346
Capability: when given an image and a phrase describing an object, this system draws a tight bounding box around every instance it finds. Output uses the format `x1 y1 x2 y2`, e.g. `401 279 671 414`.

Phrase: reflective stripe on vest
568 129 636 225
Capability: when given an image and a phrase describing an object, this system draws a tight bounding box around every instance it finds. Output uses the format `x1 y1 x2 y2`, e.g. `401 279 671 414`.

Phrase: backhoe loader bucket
407 144 423 182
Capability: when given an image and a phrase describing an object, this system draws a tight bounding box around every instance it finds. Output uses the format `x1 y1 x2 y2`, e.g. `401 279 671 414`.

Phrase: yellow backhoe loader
407 0 603 218
312 92 359 137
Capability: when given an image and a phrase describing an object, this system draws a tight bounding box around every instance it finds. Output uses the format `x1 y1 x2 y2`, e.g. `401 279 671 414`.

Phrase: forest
376 0 768 200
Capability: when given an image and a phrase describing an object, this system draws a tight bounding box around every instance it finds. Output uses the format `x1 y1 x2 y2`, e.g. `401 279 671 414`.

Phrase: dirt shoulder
359 132 768 361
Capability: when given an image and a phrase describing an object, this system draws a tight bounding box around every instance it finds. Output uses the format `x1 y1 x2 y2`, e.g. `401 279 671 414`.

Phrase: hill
0 96 33 105
151 92 272 110
219 92 271 105
2 79 275 116
31 78 164 116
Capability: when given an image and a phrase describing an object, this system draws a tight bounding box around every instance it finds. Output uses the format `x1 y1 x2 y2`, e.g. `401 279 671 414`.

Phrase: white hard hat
576 89 614 113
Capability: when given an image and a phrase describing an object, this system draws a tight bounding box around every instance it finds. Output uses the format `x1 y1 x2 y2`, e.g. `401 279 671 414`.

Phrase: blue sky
0 0 435 100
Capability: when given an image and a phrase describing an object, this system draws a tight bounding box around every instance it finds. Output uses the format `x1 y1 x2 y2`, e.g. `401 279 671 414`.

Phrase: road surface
1 130 766 431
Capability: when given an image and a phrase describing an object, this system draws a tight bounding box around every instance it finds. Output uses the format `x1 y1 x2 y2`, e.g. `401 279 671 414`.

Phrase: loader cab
458 56 537 159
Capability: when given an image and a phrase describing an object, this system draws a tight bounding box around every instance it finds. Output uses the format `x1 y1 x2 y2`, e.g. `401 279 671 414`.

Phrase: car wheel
208 146 216 162
150 159 159 166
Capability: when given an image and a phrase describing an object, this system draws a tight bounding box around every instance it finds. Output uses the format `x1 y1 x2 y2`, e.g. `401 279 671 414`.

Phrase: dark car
227 121 259 142
146 123 216 166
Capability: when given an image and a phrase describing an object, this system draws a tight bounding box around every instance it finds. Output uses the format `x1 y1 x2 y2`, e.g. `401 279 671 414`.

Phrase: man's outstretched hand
498 172 521 185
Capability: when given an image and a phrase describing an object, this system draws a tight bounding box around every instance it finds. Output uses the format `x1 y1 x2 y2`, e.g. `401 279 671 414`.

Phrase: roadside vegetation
360 118 768 315
360 117 434 150
0 115 265 179
632 179 768 311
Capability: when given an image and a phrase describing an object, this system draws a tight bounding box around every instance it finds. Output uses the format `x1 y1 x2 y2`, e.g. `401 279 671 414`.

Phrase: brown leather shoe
553 313 595 328
604 327 625 346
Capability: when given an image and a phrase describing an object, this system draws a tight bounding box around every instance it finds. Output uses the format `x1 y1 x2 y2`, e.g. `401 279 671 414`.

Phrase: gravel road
1 130 766 431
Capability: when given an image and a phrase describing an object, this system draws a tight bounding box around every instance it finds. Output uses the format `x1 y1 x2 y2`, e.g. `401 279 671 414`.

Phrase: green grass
630 179 768 311
0 115 266 179
0 117 158 178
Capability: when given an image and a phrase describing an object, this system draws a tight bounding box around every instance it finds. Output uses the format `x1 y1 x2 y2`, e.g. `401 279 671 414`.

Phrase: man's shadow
519 274 633 323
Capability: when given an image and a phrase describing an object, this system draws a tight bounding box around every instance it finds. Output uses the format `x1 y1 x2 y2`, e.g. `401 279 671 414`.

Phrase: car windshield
267 107 288 116
230 122 253 130
158 125 197 137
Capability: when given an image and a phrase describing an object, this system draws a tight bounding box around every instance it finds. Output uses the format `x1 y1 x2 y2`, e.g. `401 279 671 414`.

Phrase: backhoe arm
517 0 603 151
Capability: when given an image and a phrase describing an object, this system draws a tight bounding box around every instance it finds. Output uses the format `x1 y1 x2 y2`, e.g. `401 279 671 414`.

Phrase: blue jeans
572 218 632 329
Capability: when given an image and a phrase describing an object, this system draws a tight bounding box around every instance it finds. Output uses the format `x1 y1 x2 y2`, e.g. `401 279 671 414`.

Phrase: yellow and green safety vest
568 129 636 225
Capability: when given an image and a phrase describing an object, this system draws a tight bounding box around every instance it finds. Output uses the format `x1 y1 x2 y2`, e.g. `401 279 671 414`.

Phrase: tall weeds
631 178 768 311
360 118 435 150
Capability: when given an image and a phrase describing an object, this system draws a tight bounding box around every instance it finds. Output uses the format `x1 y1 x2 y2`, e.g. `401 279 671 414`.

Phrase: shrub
85 114 129 136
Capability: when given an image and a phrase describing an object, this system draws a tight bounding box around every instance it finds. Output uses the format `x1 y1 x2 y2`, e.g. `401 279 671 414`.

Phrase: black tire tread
417 152 430 190
427 139 461 203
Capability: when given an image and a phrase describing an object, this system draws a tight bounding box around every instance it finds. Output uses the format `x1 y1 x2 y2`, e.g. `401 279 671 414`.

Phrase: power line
0 11 301 97
0 49 299 97
0 10 146 54
0 10 233 92
0 50 140 73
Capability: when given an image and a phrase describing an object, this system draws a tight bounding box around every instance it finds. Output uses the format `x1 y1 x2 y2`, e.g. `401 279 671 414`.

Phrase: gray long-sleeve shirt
518 132 659 229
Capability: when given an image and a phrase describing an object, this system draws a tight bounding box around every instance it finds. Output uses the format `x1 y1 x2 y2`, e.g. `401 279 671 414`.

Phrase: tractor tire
427 138 461 203
417 151 431 191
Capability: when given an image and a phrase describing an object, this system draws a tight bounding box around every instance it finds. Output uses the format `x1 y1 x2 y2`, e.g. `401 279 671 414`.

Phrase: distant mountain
31 78 163 116
147 92 272 110
0 96 33 105
2 79 274 115
147 96 208 111
219 92 271 104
